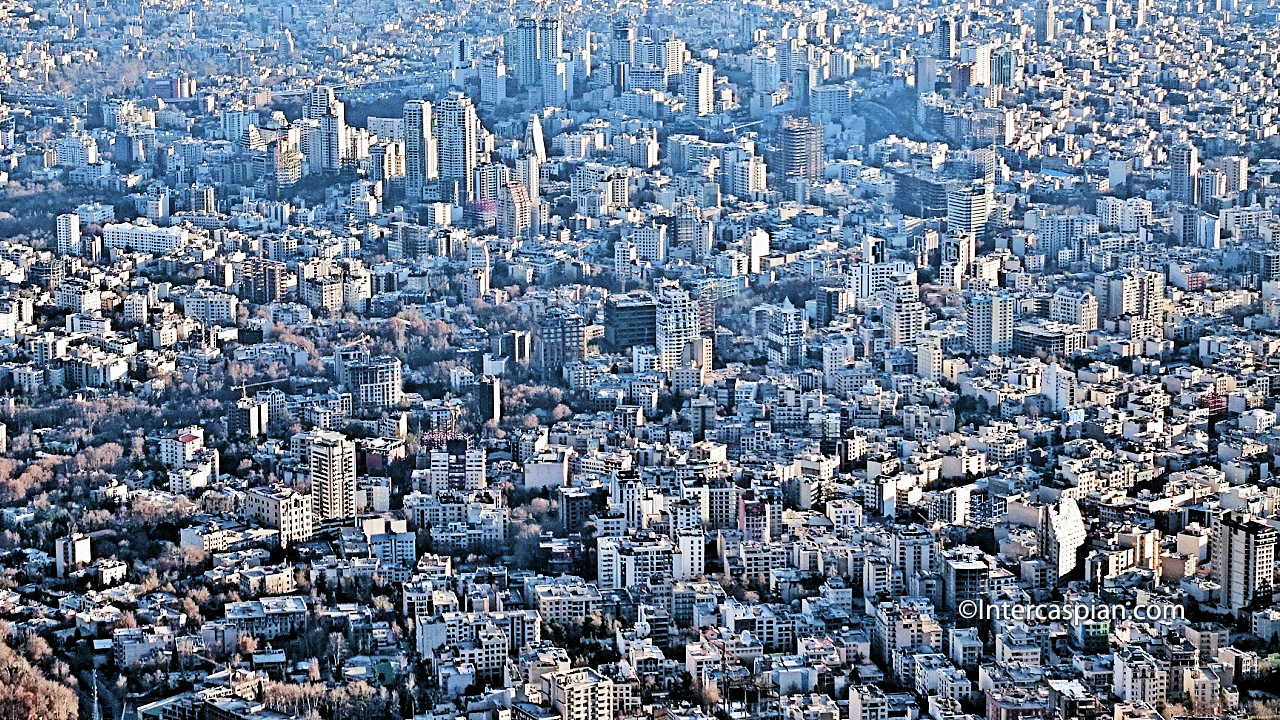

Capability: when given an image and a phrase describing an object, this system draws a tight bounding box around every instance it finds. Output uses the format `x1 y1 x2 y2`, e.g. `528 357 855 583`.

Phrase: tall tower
480 51 507 109
497 181 532 239
1221 155 1249 196
539 17 563 62
683 60 715 117
318 99 347 173
933 16 958 59
402 100 438 202
542 56 573 107
536 306 587 369
947 180 994 236
515 16 541 87
884 274 925 348
1170 142 1199 206
965 291 1014 356
1035 0 1057 44
437 93 481 203
310 431 356 523
611 18 636 67
525 114 547 162
779 116 825 181
656 282 698 372
57 213 81 255
1213 511 1278 613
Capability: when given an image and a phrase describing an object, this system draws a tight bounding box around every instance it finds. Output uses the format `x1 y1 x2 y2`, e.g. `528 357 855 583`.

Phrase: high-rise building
661 37 686 78
965 291 1015 356
884 273 925 348
603 292 657 348
1050 287 1099 330
1213 511 1277 613
536 306 587 369
57 213 81 255
933 16 957 59
947 180 994 236
766 298 806 366
346 355 403 408
241 258 287 304
611 19 636 67
514 16 542 86
516 154 540 202
479 51 507 108
497 181 532 239
683 60 715 117
539 17 563 62
525 114 547 163
428 438 486 494
318 100 347 173
991 46 1018 87
1221 155 1249 196
1094 268 1164 319
1034 0 1057 43
245 486 313 548
542 56 573 107
307 431 356 524
231 395 270 437
305 86 337 120
656 282 698 372
779 116 824 181
437 93 481 203
1170 142 1199 206
1041 499 1086 578
403 100 439 202
55 533 91 577
752 53 781 94
675 198 713 260
472 161 511 203
547 668 615 720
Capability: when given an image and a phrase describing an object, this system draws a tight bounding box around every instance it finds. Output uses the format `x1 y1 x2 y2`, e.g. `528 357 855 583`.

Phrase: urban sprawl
1 2 1280 720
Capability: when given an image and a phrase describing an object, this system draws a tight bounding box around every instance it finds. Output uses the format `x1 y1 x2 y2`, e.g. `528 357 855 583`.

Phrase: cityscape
0 0 1279 720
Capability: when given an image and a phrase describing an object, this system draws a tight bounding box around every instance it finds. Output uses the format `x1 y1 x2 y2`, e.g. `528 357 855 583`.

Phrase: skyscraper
991 46 1017 87
884 273 925 348
497 181 532 239
539 16 563 62
1170 142 1199 205
965 291 1015 356
514 16 541 86
543 56 573 107
611 19 636 67
683 60 715 117
933 16 957 59
318 100 347 173
536 306 587 369
1221 155 1249 196
1213 511 1277 613
656 282 698 372
57 213 80 256
779 116 824 181
309 431 356 523
676 198 712 260
947 180 994 236
516 154 540 202
525 113 547 162
766 298 805 366
437 93 481 203
403 99 439 202
1034 0 1057 44
1041 499 1086 578
479 51 507 108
